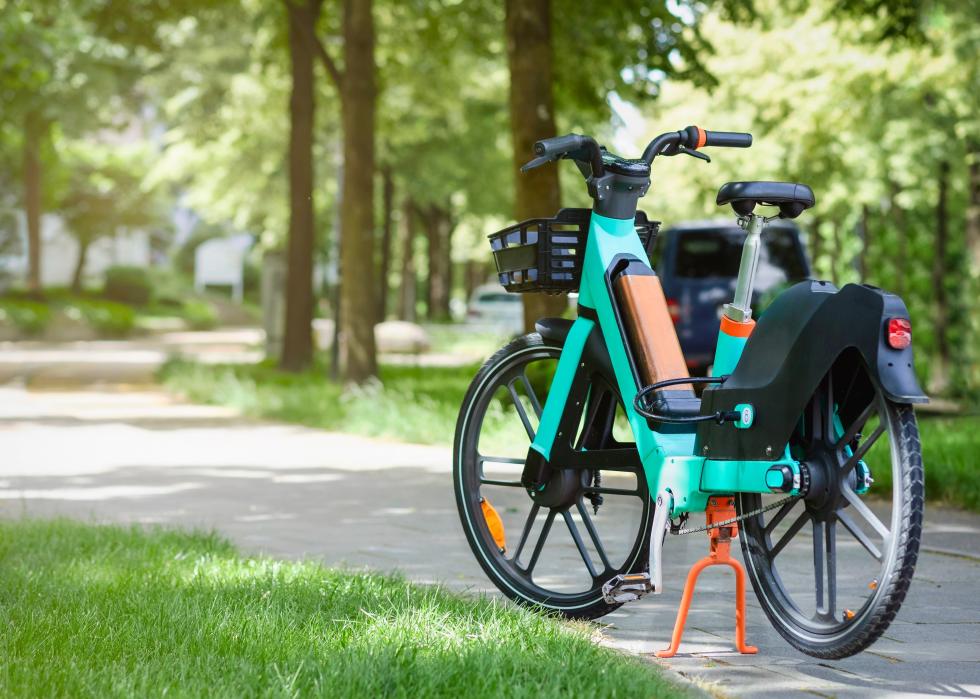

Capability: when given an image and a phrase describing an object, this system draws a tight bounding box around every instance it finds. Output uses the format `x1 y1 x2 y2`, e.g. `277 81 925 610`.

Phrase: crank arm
649 488 672 593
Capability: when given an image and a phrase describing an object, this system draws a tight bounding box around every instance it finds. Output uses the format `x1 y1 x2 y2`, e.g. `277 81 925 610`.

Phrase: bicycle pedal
602 573 655 604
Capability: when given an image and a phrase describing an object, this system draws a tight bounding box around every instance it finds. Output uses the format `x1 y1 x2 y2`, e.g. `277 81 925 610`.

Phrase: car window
673 228 807 289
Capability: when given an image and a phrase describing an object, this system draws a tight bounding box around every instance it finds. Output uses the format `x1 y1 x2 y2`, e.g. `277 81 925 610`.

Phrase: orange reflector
480 497 507 553
845 609 856 620
869 579 878 590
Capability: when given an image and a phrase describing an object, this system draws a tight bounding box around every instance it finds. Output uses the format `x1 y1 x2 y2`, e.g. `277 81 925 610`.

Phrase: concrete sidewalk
2 384 978 698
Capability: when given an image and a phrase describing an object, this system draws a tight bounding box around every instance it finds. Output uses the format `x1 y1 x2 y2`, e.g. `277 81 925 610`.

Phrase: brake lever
520 154 557 172
678 146 711 163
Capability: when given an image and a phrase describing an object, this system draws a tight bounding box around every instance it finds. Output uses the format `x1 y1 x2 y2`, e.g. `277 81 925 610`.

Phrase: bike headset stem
529 127 727 219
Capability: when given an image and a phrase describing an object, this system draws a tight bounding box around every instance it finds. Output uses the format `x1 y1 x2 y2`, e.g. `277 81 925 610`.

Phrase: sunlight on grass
0 519 691 698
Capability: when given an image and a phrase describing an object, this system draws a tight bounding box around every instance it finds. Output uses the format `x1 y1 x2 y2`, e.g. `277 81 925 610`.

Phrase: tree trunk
505 0 566 331
280 0 319 372
809 216 822 279
23 114 43 295
464 259 482 300
968 143 980 271
858 204 870 282
338 0 378 382
932 159 951 393
378 165 394 321
831 220 842 287
70 239 90 294
444 217 455 318
423 204 452 320
398 198 417 322
888 180 908 295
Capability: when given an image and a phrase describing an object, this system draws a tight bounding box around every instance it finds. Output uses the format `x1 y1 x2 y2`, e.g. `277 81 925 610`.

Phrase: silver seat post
724 213 766 322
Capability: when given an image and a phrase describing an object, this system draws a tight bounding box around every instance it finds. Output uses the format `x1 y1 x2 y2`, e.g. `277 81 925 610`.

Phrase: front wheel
737 362 924 658
454 333 652 620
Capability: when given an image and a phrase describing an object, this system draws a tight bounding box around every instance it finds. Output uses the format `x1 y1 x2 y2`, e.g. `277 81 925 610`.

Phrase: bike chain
669 495 800 535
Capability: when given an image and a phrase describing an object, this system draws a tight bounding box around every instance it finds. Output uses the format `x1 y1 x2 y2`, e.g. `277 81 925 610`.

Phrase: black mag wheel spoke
507 381 536 441
478 456 525 487
511 504 540 564
823 372 836 445
583 485 642 498
771 510 810 558
834 401 876 452
563 509 598 579
480 455 526 465
842 486 891 542
837 509 883 561
812 519 825 615
518 372 543 418
840 423 886 477
826 518 838 619
523 508 556 576
480 478 523 487
576 498 612 571
764 499 799 538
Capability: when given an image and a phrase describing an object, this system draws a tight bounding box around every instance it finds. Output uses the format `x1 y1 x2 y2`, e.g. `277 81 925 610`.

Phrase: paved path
2 384 978 698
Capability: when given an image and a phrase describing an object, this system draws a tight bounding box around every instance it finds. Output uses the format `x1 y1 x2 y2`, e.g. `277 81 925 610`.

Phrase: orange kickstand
656 496 759 658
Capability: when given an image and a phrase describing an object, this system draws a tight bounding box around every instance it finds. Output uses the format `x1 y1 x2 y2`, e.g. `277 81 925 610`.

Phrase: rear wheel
454 333 652 620
737 362 923 658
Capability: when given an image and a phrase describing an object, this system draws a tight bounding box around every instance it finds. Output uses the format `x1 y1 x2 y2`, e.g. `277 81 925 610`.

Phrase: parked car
655 219 811 374
466 284 525 334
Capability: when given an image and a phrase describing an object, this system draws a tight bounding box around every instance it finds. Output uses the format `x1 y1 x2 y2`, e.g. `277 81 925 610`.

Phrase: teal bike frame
528 211 800 517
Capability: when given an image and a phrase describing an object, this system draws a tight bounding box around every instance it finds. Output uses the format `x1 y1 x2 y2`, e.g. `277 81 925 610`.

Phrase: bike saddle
716 181 815 219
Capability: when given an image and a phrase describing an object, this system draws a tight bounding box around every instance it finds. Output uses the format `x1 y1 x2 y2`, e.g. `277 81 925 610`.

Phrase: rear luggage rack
489 208 660 294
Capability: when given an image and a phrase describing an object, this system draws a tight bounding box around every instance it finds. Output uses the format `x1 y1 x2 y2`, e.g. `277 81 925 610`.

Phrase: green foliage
57 141 171 255
66 299 136 337
102 265 153 306
0 299 51 335
633 0 979 396
864 415 980 512
181 299 219 331
0 519 692 698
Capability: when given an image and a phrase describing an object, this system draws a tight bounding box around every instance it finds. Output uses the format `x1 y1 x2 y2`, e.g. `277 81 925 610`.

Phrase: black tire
453 333 652 620
737 366 924 659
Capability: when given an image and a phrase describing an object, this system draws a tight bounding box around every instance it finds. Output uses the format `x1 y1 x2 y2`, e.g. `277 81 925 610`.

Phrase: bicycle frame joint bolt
702 445 709 454
765 446 773 456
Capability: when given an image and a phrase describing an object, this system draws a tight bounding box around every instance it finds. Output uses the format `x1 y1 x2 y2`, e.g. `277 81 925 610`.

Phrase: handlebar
523 125 753 175
526 133 605 176
702 130 753 148
641 125 752 163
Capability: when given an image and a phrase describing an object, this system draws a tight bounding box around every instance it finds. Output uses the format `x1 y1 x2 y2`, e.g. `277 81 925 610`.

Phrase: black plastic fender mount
696 281 927 461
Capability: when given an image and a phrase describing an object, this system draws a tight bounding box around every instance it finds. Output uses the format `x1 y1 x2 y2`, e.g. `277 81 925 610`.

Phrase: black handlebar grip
702 130 752 148
534 133 586 157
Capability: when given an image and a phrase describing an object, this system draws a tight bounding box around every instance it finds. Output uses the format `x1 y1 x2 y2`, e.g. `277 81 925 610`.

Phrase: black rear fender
696 281 927 461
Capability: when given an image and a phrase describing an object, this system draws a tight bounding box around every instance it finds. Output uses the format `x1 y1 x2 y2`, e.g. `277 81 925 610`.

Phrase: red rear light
666 298 681 324
887 318 911 349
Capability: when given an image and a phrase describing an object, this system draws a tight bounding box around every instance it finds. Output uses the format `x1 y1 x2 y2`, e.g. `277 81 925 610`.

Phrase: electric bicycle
453 126 926 659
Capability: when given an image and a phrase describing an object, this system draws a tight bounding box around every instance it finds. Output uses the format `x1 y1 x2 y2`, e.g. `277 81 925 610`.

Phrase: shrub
182 299 219 330
69 300 136 337
0 300 51 336
103 265 153 306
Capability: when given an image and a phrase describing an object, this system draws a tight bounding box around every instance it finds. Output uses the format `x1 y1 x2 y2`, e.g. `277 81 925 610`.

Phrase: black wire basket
488 208 660 294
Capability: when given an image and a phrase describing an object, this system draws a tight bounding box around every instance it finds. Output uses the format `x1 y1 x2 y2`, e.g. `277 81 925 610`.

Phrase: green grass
160 358 481 445
0 519 691 699
864 414 980 512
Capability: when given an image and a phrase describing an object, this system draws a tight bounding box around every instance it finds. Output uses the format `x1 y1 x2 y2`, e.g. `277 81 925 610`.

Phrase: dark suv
655 219 810 374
